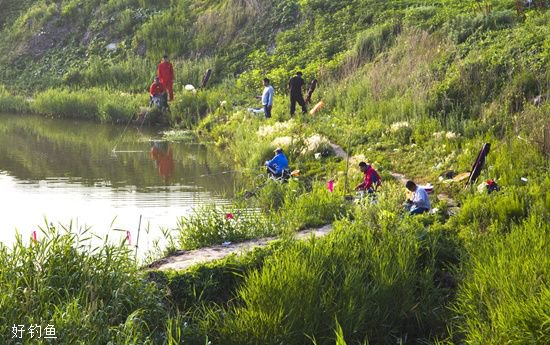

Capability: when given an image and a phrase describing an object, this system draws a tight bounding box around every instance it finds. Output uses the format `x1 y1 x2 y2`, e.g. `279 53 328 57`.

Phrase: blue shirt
412 187 431 211
266 153 288 174
262 85 274 106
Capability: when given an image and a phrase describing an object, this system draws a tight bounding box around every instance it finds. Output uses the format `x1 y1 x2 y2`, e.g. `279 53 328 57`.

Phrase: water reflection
0 113 235 254
150 141 175 183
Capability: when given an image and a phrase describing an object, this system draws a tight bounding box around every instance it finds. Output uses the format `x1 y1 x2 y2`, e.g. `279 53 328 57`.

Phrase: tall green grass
32 88 145 122
453 213 550 344
205 200 459 345
0 222 166 344
277 181 351 230
177 205 276 250
0 85 30 113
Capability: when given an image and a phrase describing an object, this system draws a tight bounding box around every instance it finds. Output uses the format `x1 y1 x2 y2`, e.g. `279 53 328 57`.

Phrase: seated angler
265 147 289 178
149 77 168 108
404 180 431 215
354 161 382 195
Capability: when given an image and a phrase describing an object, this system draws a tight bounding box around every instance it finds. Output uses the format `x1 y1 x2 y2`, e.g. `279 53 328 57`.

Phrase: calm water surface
0 114 235 256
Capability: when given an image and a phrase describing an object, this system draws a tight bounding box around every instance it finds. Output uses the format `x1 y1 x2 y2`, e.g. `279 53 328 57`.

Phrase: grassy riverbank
1 178 548 344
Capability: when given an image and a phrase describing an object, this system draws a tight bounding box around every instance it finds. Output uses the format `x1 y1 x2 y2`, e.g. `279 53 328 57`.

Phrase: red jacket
361 166 382 190
150 82 165 96
158 61 174 83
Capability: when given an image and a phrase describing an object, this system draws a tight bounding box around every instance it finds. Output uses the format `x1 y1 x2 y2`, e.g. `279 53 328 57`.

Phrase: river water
0 114 235 257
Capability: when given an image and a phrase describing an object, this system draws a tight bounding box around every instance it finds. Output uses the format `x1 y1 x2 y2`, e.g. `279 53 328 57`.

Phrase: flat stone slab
148 224 333 271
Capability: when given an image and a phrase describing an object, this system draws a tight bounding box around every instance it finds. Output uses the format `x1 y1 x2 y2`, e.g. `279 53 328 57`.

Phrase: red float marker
327 180 334 193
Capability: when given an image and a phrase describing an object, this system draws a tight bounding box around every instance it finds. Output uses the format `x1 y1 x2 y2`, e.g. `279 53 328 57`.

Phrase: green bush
32 88 99 119
31 88 142 122
177 205 277 250
279 182 351 230
451 188 527 235
147 242 284 312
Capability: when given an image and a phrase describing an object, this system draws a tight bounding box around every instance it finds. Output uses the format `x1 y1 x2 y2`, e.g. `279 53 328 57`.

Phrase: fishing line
112 109 157 154
111 114 135 153
197 169 250 178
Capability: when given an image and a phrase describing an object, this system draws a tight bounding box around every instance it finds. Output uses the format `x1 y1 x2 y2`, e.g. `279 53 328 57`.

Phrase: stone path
148 224 333 271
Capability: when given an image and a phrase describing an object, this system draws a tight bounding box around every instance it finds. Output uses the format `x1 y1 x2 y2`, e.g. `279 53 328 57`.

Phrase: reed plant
0 221 166 344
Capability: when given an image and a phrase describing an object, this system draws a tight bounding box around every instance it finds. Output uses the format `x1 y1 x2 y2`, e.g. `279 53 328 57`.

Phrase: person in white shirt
262 78 274 118
405 180 431 215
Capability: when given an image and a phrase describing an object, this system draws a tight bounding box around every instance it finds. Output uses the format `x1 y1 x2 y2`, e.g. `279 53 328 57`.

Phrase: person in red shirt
355 161 382 193
149 77 167 107
157 55 175 101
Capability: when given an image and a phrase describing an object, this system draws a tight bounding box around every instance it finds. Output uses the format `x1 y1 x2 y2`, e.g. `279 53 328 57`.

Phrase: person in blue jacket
265 147 289 178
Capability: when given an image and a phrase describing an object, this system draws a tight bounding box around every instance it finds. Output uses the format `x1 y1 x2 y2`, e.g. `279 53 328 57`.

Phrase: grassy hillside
0 1 549 344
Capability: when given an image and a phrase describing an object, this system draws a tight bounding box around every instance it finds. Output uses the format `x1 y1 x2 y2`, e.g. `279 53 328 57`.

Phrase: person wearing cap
158 55 175 101
288 71 307 116
355 161 381 194
265 148 289 178
405 180 431 215
262 78 274 118
149 77 167 107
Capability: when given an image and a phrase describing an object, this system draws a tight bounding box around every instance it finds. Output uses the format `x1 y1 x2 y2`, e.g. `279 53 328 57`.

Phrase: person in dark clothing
288 72 307 116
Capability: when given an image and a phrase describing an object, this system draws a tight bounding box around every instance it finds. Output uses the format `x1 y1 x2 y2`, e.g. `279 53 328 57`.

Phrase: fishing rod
112 103 158 154
343 134 351 195
113 214 143 260
135 215 142 260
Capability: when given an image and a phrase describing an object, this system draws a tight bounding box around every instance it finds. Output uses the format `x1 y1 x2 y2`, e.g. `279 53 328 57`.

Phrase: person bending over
405 180 431 215
149 77 167 107
355 161 382 194
265 147 289 178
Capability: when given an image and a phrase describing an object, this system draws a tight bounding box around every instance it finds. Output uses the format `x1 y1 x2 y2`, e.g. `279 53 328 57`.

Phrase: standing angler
262 78 274 118
158 55 175 101
288 71 307 116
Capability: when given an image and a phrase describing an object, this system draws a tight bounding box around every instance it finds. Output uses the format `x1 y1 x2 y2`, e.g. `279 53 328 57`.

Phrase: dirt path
148 224 333 271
